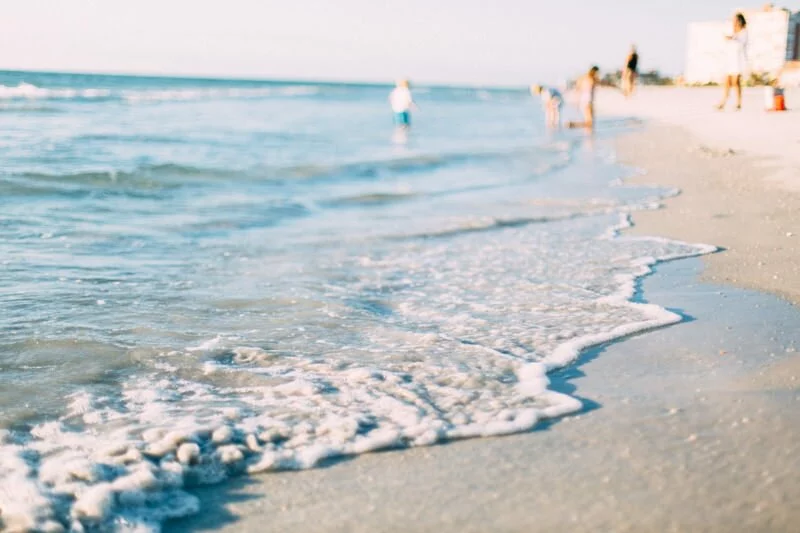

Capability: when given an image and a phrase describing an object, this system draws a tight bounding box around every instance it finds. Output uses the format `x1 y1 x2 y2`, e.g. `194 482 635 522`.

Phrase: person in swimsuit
622 45 639 97
530 84 564 129
389 79 416 128
568 66 599 130
717 13 748 111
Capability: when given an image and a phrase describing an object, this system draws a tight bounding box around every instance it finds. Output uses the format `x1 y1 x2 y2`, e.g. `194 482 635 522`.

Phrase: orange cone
770 87 787 112
774 93 786 111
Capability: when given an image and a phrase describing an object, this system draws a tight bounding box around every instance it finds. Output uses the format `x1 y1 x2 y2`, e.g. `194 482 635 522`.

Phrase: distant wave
120 85 319 103
3 145 568 201
394 212 596 241
0 163 226 198
18 163 223 182
321 191 420 207
0 103 64 114
0 82 321 103
0 82 112 100
282 147 552 184
5 156 443 196
283 153 470 182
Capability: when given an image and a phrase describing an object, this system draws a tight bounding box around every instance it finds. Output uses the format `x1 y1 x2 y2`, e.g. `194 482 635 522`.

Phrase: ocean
0 71 713 532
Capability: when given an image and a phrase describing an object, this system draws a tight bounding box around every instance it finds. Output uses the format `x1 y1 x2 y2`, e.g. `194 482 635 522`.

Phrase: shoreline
169 258 800 533
168 116 800 532
603 87 800 306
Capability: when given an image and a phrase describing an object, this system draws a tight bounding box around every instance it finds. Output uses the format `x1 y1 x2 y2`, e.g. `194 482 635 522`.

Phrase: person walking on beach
622 45 639 97
568 66 599 130
530 84 564 129
389 79 416 128
717 13 748 111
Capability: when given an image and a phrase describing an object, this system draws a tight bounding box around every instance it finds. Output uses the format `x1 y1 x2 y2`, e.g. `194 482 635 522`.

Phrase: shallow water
0 72 711 532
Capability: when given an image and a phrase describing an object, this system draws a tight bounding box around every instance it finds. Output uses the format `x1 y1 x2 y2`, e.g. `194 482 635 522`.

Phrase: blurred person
622 45 639 97
717 13 748 111
530 84 564 129
389 79 416 128
568 66 600 130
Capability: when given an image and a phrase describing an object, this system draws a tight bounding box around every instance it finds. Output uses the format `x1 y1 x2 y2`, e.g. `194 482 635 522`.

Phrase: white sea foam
0 208 715 532
0 82 111 100
0 83 319 103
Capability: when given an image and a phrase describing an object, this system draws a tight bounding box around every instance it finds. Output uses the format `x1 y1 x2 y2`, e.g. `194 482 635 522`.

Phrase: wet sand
168 99 800 533
169 258 800 533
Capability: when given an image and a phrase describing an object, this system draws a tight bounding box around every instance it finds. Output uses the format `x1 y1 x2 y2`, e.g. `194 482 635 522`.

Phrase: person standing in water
622 45 639 97
717 13 748 111
531 84 564 129
389 79 416 128
568 66 600 130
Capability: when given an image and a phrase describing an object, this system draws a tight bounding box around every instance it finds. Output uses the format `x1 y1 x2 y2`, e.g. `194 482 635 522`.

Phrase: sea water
0 71 713 531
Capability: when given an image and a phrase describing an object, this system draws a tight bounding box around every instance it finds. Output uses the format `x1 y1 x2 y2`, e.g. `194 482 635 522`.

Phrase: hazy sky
0 0 786 85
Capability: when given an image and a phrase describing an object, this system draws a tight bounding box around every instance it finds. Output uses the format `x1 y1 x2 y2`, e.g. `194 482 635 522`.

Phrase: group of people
389 12 750 134
388 46 640 133
531 45 639 131
387 66 604 135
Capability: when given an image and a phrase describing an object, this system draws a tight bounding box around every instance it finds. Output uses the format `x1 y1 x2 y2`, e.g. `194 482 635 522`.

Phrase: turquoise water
0 71 711 532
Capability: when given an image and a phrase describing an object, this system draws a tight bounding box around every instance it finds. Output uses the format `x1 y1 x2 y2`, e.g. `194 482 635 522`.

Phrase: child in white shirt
389 79 416 127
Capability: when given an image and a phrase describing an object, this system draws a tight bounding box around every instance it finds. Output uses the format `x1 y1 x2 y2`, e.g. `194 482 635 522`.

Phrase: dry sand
600 86 800 183
601 87 800 305
168 89 800 533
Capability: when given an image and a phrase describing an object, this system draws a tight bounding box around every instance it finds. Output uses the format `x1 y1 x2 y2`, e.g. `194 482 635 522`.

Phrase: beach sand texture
168 89 800 533
602 87 800 305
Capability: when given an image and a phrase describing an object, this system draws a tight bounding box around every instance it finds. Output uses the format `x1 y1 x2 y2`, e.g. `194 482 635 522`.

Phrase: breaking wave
0 82 321 103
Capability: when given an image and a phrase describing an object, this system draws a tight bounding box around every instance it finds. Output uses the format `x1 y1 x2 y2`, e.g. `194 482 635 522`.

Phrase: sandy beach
602 86 800 305
167 88 800 533
6 3 800 530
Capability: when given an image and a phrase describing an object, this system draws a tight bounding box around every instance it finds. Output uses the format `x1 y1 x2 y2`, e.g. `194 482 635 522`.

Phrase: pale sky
0 0 789 85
